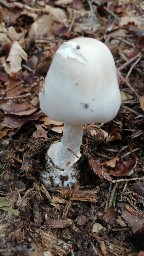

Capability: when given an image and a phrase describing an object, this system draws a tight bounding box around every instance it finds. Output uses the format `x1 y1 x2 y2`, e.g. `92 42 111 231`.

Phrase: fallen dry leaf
104 156 119 168
138 252 144 256
41 116 63 126
110 154 137 177
136 35 144 49
121 91 133 102
0 126 11 140
51 126 64 133
102 206 118 225
107 129 122 141
32 124 48 139
139 95 144 112
45 5 67 25
119 16 143 27
29 15 53 42
2 111 42 130
134 181 144 197
92 223 105 234
7 26 25 45
1 101 29 114
3 41 27 74
121 203 144 234
0 32 10 46
45 217 72 228
89 157 112 181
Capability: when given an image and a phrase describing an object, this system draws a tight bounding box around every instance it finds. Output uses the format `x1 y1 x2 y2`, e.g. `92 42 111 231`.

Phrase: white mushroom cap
39 37 121 125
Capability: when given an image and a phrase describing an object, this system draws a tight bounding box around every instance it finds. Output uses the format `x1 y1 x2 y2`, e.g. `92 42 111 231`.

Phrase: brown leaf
136 35 144 49
0 126 11 140
28 15 53 42
104 156 119 168
88 158 102 176
0 72 10 82
121 203 144 234
139 96 144 112
107 129 122 141
92 223 105 234
3 41 27 74
138 252 144 256
52 23 67 36
41 116 63 126
1 101 29 114
134 182 144 197
45 5 67 25
2 111 42 129
7 26 25 44
32 124 48 139
103 206 118 225
45 217 72 228
110 154 137 177
119 16 143 27
73 0 83 10
12 108 38 116
51 126 64 133
89 158 112 181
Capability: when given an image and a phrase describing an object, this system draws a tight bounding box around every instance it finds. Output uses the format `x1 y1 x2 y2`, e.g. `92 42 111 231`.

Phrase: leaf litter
0 0 144 255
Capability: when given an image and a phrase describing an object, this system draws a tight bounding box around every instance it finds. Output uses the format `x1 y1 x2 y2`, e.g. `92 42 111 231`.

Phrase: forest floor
0 0 144 255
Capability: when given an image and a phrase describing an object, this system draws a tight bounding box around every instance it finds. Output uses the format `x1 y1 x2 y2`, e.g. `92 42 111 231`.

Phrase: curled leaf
110 154 137 177
3 41 27 74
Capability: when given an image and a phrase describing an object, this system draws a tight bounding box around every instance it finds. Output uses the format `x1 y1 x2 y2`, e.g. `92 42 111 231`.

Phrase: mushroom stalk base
41 123 83 187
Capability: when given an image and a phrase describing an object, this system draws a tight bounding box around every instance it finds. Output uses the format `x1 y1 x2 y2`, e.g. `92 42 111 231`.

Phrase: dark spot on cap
75 82 79 86
81 103 89 109
76 45 80 49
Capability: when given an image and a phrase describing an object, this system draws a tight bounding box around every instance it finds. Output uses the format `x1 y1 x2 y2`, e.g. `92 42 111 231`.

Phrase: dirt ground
0 0 144 255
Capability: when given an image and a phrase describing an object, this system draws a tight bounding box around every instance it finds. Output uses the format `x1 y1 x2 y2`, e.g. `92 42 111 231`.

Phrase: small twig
104 182 112 210
68 11 76 33
62 200 72 218
14 2 41 12
126 54 142 79
112 177 144 183
67 148 80 159
104 6 120 22
22 64 34 73
118 53 141 71
121 148 140 158
117 69 139 98
71 251 75 256
93 0 120 21
0 0 14 8
91 242 98 255
125 79 139 98
108 182 118 207
112 36 135 47
5 82 23 93
123 105 141 116
0 93 31 100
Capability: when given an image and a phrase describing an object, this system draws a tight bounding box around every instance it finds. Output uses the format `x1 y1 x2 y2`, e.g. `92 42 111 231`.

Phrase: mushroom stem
49 123 83 169
41 123 83 187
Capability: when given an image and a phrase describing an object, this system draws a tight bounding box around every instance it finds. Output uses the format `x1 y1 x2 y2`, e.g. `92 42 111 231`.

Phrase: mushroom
39 37 121 187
